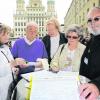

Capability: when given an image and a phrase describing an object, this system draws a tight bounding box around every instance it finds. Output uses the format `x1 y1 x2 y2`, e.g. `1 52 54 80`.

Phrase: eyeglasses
87 17 100 23
67 36 79 39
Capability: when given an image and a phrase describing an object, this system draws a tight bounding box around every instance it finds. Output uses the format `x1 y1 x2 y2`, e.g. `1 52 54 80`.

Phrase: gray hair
65 24 83 38
26 22 38 29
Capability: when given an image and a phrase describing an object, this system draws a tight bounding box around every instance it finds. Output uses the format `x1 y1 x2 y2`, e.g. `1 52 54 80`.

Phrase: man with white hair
11 22 48 77
79 7 100 100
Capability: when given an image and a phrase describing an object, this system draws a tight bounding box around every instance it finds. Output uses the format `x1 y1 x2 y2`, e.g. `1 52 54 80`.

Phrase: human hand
15 58 27 68
50 66 59 73
12 67 19 75
79 83 99 100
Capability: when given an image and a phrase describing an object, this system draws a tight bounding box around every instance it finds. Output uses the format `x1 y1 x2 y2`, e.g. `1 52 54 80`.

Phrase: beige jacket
50 42 86 72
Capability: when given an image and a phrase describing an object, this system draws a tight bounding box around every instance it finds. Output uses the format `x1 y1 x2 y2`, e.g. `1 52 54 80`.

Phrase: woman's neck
68 43 77 51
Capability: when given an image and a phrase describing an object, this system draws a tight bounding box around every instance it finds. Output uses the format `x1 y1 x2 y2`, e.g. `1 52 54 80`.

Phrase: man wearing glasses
79 7 100 100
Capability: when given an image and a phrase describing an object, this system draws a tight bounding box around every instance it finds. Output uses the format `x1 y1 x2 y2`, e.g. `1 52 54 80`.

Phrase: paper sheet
30 70 80 100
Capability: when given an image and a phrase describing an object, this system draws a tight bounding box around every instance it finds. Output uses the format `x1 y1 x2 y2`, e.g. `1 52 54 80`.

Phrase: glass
67 36 79 39
87 17 100 23
62 56 72 71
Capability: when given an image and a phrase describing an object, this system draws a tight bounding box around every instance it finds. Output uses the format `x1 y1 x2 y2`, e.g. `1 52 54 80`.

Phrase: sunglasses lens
67 36 78 39
67 36 71 38
73 36 78 39
87 19 92 23
94 18 100 21
87 17 100 23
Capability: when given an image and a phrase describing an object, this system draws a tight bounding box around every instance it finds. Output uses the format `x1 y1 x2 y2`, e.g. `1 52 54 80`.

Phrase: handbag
6 71 18 100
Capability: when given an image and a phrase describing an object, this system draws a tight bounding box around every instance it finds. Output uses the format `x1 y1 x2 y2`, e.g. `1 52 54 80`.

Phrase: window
15 22 17 26
15 28 17 31
93 3 95 7
21 22 23 26
18 22 20 26
99 0 100 6
18 28 20 31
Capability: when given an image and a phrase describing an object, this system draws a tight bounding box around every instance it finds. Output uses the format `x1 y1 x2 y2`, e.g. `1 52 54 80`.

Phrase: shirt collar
24 36 36 45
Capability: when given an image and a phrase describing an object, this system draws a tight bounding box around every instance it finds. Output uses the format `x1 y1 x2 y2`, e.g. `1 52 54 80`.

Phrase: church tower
47 0 57 17
28 0 42 7
13 0 26 38
47 0 55 12
16 0 25 10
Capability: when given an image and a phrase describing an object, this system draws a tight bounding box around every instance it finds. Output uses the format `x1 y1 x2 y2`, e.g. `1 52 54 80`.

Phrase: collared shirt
50 34 60 58
24 36 36 45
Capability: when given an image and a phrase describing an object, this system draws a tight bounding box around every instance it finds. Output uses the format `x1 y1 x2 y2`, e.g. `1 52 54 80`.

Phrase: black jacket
79 35 100 91
42 33 67 64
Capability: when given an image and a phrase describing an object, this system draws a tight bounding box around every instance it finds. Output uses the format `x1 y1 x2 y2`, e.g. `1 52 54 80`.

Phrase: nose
90 21 95 28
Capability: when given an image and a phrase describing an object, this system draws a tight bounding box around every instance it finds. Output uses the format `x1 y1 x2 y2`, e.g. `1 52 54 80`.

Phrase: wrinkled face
26 25 38 39
67 32 79 45
46 23 58 37
0 32 9 44
87 8 100 36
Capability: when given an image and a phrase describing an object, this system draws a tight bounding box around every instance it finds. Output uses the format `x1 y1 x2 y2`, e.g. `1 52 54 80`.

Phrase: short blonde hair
0 23 11 35
46 18 60 31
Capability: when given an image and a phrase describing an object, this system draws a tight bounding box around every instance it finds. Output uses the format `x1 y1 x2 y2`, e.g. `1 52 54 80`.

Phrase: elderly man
11 22 48 75
79 7 100 100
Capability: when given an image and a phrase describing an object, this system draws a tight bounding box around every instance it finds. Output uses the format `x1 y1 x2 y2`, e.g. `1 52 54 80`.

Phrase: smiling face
26 24 38 41
67 32 79 46
87 8 100 36
0 32 9 44
0 25 10 44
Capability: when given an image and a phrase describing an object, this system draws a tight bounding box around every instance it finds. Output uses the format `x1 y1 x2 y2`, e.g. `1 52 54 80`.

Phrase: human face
67 32 79 46
0 32 9 44
26 25 38 40
87 8 100 36
46 23 58 37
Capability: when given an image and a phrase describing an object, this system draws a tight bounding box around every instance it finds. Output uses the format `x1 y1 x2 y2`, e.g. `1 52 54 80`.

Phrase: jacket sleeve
90 77 100 91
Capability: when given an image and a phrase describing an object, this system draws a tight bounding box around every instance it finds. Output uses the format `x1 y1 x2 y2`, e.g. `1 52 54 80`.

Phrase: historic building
13 0 57 38
64 0 100 36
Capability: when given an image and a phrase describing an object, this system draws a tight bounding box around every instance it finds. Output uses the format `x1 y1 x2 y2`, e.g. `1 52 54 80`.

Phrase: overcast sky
0 0 72 28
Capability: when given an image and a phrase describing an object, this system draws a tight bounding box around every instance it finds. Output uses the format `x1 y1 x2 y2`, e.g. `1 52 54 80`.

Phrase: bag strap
1 50 15 82
60 44 66 55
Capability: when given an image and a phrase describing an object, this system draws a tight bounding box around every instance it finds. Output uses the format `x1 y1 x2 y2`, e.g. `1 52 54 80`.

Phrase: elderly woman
11 21 49 75
11 22 49 100
50 25 86 72
42 18 67 64
0 23 25 100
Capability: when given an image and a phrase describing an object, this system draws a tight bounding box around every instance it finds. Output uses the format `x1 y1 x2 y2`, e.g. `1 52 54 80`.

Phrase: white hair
26 22 38 29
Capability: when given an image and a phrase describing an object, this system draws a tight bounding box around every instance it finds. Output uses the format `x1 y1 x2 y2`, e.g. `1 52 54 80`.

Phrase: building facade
13 0 57 38
64 0 100 36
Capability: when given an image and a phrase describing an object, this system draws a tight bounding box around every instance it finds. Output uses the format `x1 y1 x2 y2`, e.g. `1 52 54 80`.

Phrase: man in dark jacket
79 7 100 100
42 18 67 64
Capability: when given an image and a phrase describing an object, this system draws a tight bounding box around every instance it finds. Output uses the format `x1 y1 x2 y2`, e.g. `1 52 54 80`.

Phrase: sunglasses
67 36 79 39
87 17 100 23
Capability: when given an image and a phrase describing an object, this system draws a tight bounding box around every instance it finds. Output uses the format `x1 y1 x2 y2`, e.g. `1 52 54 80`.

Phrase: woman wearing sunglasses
50 25 86 72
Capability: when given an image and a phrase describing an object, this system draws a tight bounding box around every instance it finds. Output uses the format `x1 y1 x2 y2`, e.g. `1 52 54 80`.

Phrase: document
30 70 80 100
